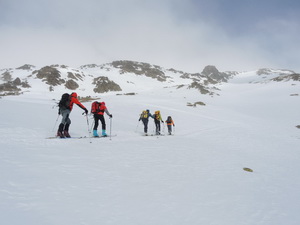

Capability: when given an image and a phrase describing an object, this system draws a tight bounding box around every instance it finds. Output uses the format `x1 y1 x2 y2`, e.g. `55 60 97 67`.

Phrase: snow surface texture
1 70 300 225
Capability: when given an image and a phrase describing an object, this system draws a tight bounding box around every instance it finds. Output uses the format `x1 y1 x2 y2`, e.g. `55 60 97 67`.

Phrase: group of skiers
138 109 175 136
56 92 175 138
57 92 112 138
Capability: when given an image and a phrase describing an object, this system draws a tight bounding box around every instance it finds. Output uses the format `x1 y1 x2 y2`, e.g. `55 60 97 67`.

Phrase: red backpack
91 101 101 114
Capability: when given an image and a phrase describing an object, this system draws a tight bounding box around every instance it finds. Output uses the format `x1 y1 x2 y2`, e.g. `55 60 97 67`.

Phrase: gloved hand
109 114 113 118
84 109 88 115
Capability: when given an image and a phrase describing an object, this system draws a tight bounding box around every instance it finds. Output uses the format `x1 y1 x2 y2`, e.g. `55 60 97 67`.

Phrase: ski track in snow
1 72 300 225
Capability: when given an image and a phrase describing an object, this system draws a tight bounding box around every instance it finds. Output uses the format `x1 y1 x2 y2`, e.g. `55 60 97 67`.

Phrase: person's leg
57 109 70 138
168 125 172 135
93 114 100 137
155 121 160 135
99 115 107 136
142 119 148 133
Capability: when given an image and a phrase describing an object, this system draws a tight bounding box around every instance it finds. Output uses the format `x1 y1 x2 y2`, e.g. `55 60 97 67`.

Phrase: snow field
1 73 300 225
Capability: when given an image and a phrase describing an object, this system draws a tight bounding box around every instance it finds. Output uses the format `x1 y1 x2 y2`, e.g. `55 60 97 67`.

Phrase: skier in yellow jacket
154 110 164 135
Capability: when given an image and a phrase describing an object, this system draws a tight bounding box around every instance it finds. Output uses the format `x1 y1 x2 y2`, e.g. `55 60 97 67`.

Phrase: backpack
155 111 160 120
91 101 101 114
166 116 172 123
141 110 148 118
58 93 71 110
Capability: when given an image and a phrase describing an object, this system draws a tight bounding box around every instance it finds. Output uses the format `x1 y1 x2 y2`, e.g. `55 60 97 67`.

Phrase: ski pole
135 120 140 132
109 117 112 140
52 114 60 132
152 121 155 135
85 114 92 143
89 115 95 132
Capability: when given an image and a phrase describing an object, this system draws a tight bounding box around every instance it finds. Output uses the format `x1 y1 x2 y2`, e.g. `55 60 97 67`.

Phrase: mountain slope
0 62 300 225
0 61 241 98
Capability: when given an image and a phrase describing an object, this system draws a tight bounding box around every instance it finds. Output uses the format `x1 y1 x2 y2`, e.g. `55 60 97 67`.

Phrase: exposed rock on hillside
1 71 12 81
180 72 201 80
0 75 30 95
2 60 297 98
13 77 21 86
257 68 274 75
65 79 79 90
257 68 295 76
201 65 231 82
187 101 206 107
271 73 300 82
16 64 35 70
0 82 21 93
111 60 168 82
80 64 100 69
50 64 69 69
34 66 65 86
67 72 84 81
188 81 211 95
93 76 122 93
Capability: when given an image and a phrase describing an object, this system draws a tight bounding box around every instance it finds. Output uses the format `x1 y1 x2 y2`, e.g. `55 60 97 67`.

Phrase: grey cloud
1 0 300 72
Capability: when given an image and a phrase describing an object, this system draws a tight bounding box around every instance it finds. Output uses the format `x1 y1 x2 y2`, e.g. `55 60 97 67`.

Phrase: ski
46 136 85 139
91 134 117 138
143 134 165 136
46 135 116 139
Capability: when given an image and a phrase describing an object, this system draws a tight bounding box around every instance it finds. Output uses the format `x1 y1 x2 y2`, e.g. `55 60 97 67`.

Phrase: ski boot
93 130 99 137
64 130 71 138
57 124 65 138
57 131 65 138
102 129 108 137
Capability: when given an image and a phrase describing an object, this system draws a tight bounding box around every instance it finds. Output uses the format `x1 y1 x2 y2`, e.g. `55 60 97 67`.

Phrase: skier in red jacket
57 92 88 138
91 101 112 137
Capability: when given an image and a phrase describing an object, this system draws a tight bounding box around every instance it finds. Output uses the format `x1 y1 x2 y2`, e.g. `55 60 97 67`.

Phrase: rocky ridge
0 60 297 97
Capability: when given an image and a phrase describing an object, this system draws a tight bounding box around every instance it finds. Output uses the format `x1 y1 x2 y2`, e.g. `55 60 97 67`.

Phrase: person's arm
160 115 164 123
74 98 88 114
105 108 112 118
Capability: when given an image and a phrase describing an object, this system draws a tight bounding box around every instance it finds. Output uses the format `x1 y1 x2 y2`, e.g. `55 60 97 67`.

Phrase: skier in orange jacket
165 116 175 135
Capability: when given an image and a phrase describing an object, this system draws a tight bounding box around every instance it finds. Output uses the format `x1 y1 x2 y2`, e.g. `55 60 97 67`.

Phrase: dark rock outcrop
111 60 167 82
35 66 65 86
201 65 230 82
93 76 122 93
65 79 79 90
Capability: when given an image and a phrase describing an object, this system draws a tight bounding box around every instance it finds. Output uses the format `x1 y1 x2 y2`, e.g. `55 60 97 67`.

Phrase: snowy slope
0 62 225 99
1 70 300 225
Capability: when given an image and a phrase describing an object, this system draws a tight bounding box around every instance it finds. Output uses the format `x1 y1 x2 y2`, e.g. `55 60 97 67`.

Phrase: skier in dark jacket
139 109 153 135
57 92 88 138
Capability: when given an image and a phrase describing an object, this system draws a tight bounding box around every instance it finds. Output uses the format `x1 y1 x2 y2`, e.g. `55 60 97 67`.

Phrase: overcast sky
1 0 300 72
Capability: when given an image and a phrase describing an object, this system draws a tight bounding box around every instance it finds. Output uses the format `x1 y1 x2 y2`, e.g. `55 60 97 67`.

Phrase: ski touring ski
46 134 117 139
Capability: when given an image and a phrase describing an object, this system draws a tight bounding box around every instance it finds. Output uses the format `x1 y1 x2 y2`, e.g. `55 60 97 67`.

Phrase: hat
71 92 77 98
